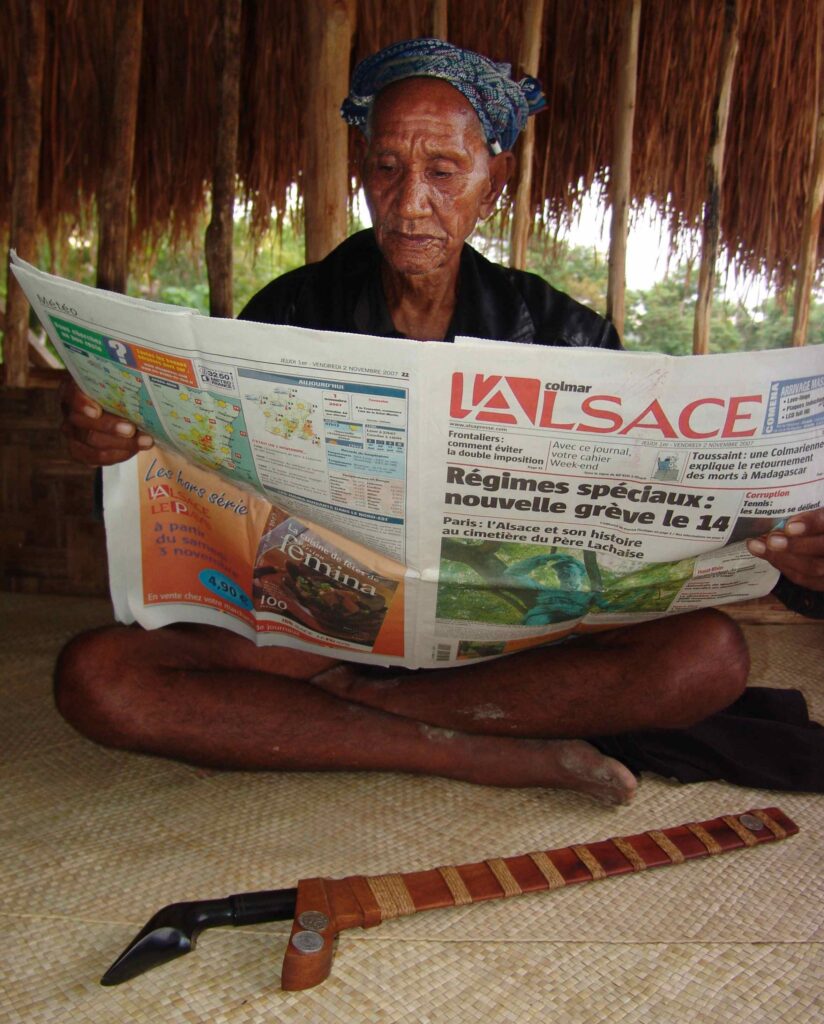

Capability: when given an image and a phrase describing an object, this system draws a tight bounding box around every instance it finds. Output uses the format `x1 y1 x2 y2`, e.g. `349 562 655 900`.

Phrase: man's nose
394 171 430 218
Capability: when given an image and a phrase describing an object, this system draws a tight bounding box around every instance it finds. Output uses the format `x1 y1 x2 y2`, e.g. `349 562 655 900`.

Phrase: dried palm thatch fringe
0 0 821 289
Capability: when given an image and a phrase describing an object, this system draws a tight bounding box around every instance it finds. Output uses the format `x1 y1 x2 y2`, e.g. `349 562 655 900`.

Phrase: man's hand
60 377 154 466
746 509 824 592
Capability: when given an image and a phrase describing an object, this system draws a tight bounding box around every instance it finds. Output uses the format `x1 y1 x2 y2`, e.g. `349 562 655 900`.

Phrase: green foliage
622 265 823 353
526 237 609 311
19 216 308 319
128 217 306 316
622 266 749 354
437 582 524 624
5 214 822 355
599 556 695 591
525 240 823 353
596 556 696 614
742 293 824 350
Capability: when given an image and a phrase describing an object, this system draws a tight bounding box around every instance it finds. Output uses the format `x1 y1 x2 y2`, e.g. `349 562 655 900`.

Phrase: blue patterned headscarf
341 38 545 153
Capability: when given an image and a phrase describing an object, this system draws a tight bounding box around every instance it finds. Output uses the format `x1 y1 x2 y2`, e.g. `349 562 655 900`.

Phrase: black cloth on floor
592 687 824 792
772 575 824 619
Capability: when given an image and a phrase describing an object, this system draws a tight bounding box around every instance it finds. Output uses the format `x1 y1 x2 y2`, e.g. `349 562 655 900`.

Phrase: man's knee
54 627 135 746
668 609 749 725
697 607 750 691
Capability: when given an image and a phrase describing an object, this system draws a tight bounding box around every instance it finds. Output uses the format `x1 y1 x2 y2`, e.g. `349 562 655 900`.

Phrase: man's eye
377 163 396 173
430 168 453 180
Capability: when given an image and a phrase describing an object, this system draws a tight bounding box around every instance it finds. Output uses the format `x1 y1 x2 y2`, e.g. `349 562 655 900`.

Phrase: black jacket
240 229 621 349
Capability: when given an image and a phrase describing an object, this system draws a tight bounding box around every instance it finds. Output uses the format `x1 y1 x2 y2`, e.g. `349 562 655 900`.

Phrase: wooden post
96 0 144 294
605 0 641 337
791 105 824 347
431 0 448 39
692 0 740 355
509 0 545 271
303 0 356 265
205 0 242 319
4 0 46 388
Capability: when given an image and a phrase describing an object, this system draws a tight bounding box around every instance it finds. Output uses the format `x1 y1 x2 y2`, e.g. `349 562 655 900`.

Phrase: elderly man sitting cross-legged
57 40 824 804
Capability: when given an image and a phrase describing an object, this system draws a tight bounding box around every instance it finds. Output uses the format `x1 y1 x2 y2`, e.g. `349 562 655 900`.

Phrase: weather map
148 382 260 485
245 387 321 445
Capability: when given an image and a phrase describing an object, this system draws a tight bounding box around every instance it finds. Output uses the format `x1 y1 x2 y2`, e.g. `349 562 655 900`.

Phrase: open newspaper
12 253 824 668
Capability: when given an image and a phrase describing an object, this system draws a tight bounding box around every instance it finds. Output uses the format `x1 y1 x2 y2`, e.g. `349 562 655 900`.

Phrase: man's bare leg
54 625 637 803
313 609 749 738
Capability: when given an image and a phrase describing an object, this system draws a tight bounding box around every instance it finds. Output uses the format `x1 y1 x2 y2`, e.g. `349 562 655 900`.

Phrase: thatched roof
1 0 822 288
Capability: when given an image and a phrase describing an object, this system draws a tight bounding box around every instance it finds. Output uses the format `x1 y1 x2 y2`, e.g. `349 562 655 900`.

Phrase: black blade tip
100 927 193 986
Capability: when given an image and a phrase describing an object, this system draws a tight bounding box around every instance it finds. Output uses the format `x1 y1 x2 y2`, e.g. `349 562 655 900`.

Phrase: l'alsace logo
449 371 763 439
450 374 541 426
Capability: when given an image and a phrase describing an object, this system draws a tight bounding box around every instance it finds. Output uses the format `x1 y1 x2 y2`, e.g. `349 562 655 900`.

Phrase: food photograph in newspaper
252 509 400 647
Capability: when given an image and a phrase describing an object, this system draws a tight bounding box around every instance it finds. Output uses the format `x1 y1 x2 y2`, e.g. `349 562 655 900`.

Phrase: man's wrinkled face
361 78 511 277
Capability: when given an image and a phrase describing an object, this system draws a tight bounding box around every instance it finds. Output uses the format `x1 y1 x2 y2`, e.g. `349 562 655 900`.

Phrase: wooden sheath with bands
280 806 798 990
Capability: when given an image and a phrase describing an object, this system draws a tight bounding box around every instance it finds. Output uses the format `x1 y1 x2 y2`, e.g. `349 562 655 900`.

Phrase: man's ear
479 151 516 219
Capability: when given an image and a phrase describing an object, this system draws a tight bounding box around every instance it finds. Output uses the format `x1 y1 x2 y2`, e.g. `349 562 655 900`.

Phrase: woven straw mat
1 593 822 1023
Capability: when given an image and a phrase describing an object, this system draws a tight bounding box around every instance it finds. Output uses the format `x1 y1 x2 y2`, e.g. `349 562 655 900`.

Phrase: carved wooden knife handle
281 806 797 991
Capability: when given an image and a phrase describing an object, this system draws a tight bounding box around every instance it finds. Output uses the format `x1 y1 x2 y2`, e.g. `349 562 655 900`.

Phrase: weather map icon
247 388 320 447
162 391 245 470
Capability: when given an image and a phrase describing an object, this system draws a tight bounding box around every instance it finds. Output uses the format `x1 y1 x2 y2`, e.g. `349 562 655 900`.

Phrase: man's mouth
388 231 443 246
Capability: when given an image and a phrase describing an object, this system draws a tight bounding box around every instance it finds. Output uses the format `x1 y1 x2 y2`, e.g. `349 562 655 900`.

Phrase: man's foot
420 729 637 805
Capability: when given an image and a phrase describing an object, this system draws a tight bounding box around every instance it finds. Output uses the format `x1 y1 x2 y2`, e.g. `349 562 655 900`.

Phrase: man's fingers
747 542 824 570
72 393 103 419
746 506 824 592
64 379 142 436
782 508 824 538
65 437 141 467
768 534 824 558
61 420 153 457
66 405 138 438
60 377 100 417
61 418 135 451
747 544 824 593
59 376 153 467
747 508 824 558
747 533 824 561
